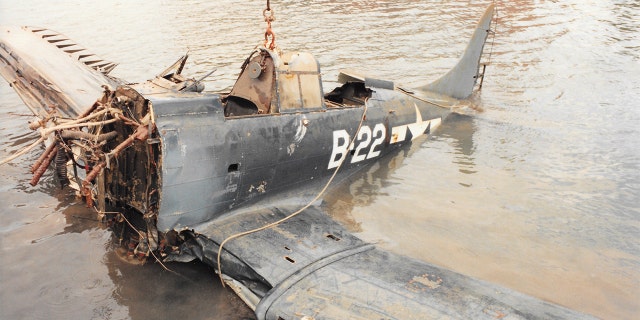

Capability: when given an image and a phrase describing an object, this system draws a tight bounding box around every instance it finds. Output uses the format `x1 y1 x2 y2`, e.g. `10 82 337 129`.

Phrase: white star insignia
390 104 441 144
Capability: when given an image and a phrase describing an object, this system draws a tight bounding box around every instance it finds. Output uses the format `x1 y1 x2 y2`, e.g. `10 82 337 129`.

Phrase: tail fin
419 4 495 99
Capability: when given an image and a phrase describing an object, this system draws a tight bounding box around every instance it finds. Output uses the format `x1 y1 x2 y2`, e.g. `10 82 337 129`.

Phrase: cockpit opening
324 82 372 106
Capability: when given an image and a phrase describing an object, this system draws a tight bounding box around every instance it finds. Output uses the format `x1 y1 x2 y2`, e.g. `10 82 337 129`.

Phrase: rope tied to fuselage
216 99 370 287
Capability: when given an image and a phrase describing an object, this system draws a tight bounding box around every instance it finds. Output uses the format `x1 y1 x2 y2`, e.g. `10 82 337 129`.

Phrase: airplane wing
0 26 121 118
168 205 596 319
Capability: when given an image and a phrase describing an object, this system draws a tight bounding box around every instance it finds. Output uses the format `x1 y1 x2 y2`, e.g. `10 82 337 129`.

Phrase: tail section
0 26 121 118
420 4 495 99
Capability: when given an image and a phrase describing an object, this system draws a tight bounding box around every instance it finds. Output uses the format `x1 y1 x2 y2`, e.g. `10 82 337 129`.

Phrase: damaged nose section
60 86 162 261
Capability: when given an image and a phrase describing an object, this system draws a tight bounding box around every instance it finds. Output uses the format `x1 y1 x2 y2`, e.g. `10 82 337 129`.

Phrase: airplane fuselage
142 85 452 231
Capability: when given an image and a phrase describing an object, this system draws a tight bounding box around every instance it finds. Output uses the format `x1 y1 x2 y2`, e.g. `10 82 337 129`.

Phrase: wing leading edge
0 26 121 118
169 205 596 320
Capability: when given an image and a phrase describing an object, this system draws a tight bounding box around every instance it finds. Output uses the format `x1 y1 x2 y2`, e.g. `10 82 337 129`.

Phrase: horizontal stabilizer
338 69 395 90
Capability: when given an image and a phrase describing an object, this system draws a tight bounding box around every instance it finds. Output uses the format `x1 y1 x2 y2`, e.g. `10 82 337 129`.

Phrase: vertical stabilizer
420 4 495 99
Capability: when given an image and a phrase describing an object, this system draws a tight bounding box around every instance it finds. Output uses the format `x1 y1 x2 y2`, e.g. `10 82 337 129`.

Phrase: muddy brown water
1 1 639 319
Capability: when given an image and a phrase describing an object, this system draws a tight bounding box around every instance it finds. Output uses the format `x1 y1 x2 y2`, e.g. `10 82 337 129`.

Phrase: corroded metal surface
0 26 120 117
174 206 596 319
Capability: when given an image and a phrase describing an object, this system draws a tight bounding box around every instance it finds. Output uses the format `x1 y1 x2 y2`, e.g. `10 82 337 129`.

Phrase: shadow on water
324 112 477 231
0 143 254 319
436 112 477 176
105 254 254 320
323 148 409 233
58 185 254 319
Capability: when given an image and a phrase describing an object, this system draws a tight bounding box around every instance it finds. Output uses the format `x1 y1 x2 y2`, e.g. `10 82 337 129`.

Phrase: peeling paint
407 274 443 292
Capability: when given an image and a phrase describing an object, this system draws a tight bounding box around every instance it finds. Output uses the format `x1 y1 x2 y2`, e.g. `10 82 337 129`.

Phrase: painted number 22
328 123 386 169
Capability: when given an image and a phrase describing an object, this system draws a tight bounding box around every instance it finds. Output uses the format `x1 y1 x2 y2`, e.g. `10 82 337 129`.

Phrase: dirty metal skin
0 4 596 319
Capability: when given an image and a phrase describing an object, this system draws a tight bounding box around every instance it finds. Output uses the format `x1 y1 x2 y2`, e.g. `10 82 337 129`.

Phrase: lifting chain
263 0 276 50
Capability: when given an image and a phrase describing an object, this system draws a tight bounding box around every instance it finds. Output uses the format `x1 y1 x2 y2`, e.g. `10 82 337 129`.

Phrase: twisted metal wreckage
0 3 596 319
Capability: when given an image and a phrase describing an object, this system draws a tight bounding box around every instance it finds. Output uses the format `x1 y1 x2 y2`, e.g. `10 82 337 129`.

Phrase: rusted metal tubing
60 130 118 142
82 161 105 208
29 146 58 186
112 125 148 157
83 162 105 187
111 134 135 157
30 142 56 173
117 114 139 126
78 101 100 119
82 186 93 208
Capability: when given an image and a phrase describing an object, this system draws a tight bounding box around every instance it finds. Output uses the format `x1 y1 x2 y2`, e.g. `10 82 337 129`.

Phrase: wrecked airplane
0 2 597 319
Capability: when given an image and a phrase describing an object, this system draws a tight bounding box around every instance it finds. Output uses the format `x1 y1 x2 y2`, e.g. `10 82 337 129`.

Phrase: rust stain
406 273 443 292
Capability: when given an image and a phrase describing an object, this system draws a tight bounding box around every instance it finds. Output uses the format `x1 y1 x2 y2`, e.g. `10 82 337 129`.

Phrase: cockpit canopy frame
224 48 325 117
